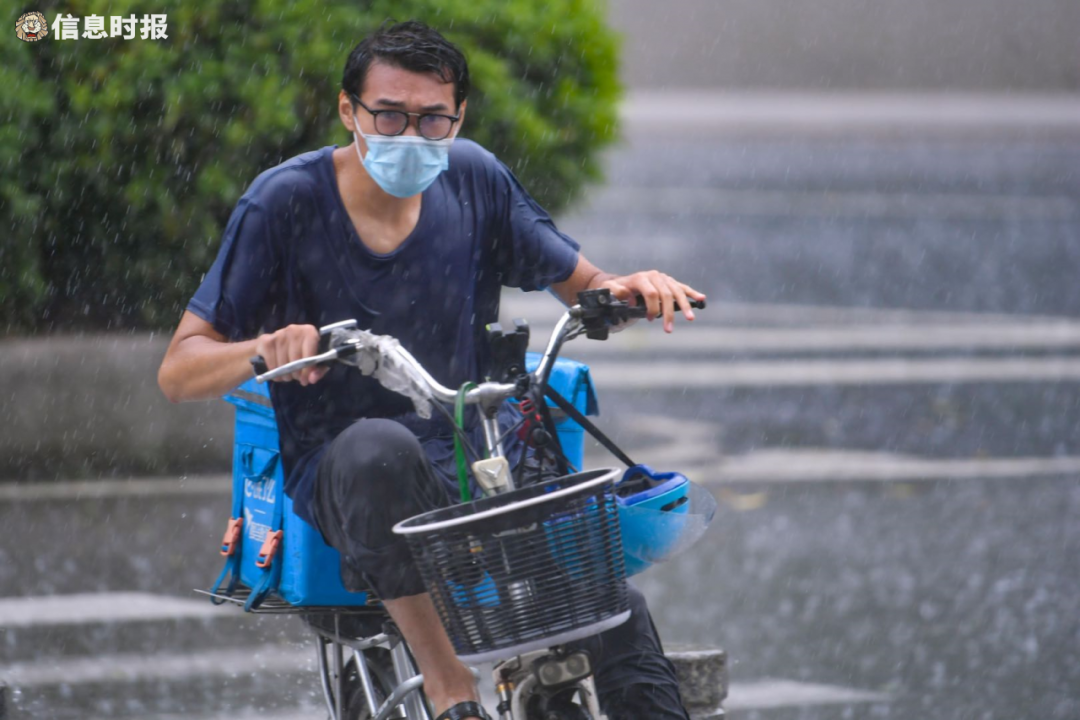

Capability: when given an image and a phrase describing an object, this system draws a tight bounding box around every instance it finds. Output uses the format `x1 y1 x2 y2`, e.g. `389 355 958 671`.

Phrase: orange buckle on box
255 529 283 569
220 517 243 557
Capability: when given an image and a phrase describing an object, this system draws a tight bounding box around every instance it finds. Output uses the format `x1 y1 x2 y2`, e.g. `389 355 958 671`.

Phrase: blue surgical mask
353 121 453 198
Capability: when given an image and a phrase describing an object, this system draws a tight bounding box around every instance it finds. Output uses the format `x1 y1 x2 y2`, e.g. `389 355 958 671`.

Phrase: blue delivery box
210 353 596 610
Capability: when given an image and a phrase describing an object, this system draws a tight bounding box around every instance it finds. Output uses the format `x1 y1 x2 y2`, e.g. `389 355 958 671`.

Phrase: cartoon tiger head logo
15 11 48 42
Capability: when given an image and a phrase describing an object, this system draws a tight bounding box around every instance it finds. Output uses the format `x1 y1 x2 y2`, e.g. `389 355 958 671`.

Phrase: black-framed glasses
349 93 460 141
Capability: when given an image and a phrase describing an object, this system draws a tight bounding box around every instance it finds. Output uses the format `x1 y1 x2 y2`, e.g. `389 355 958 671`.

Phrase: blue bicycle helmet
615 465 716 576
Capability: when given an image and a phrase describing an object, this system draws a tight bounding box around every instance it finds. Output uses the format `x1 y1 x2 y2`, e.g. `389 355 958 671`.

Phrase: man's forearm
551 254 614 306
584 270 617 290
158 335 262 403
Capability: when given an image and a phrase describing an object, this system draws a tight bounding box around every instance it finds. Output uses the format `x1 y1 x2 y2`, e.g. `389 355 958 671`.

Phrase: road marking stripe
621 91 1080 133
0 592 231 627
0 643 315 686
7 453 1077 503
583 186 1077 220
0 475 230 501
562 323 1080 354
725 679 890 710
693 451 1080 484
585 415 1080 483
589 357 1080 387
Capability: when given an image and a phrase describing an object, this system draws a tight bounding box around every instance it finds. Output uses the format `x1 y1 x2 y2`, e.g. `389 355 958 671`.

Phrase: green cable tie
454 382 478 503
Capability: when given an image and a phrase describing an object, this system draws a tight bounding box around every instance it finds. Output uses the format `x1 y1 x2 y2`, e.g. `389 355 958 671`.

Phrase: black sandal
435 700 492 720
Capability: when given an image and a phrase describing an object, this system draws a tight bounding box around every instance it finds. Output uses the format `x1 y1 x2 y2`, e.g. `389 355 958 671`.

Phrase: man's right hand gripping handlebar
250 324 328 386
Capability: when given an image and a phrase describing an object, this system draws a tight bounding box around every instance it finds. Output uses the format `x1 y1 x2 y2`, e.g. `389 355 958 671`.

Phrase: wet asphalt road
560 135 1080 317
638 476 1080 719
552 121 1080 718
3 109 1079 719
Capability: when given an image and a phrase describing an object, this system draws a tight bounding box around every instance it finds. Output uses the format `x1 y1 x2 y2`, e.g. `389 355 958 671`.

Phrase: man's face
339 60 465 155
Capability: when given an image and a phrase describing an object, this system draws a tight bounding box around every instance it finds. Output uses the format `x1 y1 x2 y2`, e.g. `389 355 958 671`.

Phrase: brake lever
250 341 362 383
249 319 364 382
574 289 706 340
575 289 622 340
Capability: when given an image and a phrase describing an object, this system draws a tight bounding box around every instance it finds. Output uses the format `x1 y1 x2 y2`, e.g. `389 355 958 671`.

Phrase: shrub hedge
1 0 620 333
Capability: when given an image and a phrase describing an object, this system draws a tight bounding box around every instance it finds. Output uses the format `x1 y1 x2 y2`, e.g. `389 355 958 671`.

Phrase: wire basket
393 468 630 663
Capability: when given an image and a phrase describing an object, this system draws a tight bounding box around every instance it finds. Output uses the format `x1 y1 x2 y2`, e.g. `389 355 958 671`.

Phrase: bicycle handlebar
249 290 705 408
622 295 706 319
250 333 517 404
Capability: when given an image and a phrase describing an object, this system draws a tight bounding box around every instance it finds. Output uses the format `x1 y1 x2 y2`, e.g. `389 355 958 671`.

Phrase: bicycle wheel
525 687 595 720
341 647 401 719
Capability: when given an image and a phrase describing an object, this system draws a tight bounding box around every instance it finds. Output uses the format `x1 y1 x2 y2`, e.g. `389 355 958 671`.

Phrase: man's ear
338 90 359 133
453 99 467 138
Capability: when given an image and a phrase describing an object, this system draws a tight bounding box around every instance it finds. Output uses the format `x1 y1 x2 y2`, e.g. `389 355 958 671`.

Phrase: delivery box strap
244 481 286 612
209 530 242 605
543 385 636 469
207 464 250 605
207 448 284 611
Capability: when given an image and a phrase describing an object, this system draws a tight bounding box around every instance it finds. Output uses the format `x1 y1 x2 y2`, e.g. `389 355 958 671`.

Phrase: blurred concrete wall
610 0 1080 91
0 336 232 480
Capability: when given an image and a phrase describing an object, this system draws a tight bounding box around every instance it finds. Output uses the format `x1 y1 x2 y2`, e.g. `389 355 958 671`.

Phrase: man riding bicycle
158 21 704 720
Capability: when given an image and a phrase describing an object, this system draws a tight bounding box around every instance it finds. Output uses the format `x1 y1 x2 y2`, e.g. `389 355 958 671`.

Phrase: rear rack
193 586 385 616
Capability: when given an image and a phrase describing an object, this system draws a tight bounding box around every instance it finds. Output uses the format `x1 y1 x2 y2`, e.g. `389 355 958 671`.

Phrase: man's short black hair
342 20 470 109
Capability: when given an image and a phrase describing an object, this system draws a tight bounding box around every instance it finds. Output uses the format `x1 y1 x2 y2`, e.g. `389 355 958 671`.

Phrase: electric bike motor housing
614 464 717 576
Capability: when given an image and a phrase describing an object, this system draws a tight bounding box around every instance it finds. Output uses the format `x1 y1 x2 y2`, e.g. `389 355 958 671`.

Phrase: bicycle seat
300 605 391 641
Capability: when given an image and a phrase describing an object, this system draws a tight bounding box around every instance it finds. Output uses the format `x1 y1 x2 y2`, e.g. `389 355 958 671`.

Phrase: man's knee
320 418 436 503
317 417 448 530
313 418 445 599
328 418 425 478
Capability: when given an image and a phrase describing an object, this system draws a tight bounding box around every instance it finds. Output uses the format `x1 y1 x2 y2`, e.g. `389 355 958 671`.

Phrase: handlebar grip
250 355 269 377
631 294 707 311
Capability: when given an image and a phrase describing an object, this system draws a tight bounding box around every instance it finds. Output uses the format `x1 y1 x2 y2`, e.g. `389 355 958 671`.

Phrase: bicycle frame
311 619 428 720
306 616 606 720
251 310 599 718
240 290 705 719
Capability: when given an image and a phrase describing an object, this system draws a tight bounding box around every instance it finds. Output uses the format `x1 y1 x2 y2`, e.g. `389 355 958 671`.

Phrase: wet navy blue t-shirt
187 140 580 524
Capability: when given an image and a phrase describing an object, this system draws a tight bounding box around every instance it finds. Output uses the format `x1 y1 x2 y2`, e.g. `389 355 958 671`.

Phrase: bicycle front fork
493 648 606 720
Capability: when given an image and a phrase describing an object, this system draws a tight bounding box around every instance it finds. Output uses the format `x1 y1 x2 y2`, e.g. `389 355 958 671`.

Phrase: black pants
311 418 690 720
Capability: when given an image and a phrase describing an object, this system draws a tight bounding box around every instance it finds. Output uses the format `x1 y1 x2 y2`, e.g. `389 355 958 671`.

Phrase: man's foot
426 663 487 720
433 699 490 720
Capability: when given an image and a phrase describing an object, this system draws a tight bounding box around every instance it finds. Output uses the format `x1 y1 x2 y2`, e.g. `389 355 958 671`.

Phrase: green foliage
0 0 621 334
